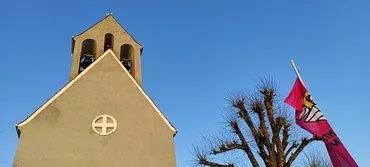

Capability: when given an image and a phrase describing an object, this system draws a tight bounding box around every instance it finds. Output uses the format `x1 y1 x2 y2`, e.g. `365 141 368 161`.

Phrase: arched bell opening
79 39 96 73
120 44 134 72
104 33 114 51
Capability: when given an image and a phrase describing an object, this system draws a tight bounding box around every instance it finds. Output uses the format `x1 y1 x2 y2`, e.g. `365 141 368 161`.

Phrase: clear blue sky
1 0 369 166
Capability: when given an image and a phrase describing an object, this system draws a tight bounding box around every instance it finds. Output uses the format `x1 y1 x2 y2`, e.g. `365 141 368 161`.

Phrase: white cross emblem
92 114 117 136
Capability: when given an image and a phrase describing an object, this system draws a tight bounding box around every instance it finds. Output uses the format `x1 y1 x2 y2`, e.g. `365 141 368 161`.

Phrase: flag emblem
300 92 326 122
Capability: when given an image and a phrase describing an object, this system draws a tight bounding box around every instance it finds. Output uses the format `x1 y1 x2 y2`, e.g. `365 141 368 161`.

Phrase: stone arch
104 33 114 51
81 39 96 56
120 44 134 72
79 39 96 73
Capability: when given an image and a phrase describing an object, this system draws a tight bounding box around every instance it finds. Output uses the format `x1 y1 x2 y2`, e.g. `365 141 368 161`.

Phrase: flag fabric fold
284 78 358 167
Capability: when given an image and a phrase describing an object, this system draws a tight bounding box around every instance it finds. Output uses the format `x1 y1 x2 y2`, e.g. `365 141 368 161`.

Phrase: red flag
285 78 358 167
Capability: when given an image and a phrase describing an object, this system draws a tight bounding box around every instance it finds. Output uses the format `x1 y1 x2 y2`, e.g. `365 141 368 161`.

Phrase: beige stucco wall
70 15 142 85
14 52 176 167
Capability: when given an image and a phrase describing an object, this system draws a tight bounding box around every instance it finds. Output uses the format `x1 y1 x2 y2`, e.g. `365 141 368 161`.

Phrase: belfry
13 14 177 167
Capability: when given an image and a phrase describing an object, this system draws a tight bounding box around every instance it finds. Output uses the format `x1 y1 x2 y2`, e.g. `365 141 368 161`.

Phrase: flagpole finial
290 60 306 87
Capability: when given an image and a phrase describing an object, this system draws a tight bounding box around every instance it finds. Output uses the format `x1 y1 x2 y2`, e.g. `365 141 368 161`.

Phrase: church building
13 14 177 167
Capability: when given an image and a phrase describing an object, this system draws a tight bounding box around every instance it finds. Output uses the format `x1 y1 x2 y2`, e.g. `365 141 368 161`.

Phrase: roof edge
16 50 114 127
109 51 177 133
17 50 176 134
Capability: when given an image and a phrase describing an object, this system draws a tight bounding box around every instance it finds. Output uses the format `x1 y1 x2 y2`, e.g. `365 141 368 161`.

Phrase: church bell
120 59 132 72
79 54 95 72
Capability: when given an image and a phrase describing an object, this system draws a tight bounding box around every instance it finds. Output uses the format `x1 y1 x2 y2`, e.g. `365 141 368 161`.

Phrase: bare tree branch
282 122 291 151
230 120 259 167
284 141 298 158
273 116 286 167
247 94 272 153
212 141 243 155
259 81 281 166
198 155 235 167
286 137 320 166
234 98 270 163
302 151 331 167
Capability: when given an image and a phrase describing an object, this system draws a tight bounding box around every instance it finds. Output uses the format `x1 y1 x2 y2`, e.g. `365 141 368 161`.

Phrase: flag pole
290 60 306 87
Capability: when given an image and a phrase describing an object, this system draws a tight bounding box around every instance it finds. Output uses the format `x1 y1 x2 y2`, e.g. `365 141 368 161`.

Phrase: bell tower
70 13 143 85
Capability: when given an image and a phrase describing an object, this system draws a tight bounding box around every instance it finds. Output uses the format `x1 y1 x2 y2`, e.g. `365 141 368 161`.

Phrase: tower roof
73 13 143 47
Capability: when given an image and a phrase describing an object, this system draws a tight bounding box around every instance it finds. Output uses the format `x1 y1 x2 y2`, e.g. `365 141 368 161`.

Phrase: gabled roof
16 50 176 136
73 13 143 47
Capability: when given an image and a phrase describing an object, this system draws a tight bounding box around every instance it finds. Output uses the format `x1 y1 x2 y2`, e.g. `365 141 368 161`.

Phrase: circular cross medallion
92 114 117 136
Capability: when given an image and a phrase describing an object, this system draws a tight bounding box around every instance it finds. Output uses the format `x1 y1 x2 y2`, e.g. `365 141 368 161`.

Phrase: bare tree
194 79 321 167
302 151 331 167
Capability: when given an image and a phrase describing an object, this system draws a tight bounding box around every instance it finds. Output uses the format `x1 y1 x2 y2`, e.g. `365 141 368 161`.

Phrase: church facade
13 14 177 167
